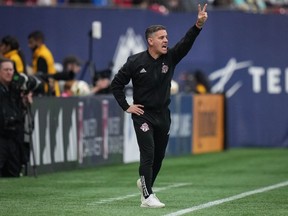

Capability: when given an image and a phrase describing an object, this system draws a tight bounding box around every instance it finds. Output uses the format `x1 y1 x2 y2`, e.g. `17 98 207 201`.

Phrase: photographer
0 58 33 177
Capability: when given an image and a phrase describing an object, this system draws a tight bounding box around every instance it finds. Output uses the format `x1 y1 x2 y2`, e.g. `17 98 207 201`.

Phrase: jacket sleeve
111 60 132 111
171 25 201 65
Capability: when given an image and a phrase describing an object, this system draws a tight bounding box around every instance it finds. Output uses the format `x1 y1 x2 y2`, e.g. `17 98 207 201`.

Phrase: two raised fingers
198 3 207 13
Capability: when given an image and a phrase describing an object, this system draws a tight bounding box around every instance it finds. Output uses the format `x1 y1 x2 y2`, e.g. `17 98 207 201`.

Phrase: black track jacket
111 25 201 111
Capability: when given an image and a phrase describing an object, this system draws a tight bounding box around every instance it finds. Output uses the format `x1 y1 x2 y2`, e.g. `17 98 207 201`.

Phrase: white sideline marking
164 180 288 216
87 183 191 205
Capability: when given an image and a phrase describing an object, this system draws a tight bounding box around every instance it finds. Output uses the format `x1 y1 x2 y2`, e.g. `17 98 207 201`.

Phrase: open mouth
162 45 168 51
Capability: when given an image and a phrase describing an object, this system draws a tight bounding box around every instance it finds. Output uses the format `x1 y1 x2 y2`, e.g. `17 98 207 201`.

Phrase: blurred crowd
0 0 287 14
0 32 112 98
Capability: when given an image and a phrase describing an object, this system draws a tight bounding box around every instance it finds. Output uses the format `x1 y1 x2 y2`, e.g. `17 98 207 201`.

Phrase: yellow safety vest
4 50 25 73
32 44 60 96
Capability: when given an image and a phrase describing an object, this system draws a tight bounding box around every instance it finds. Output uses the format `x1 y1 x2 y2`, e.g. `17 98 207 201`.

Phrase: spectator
132 0 169 14
161 0 185 12
212 0 233 9
2 0 37 6
62 55 82 77
193 70 211 94
90 67 112 94
265 1 288 14
37 0 57 6
180 70 211 94
28 30 60 96
92 0 110 6
180 0 211 12
113 0 133 7
233 0 267 12
61 80 74 97
132 0 149 8
0 35 27 74
59 55 82 96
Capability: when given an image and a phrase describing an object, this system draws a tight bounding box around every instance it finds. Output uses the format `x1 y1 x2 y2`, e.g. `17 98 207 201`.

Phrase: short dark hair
0 58 13 68
28 30 45 42
1 35 19 50
145 25 166 41
62 56 82 69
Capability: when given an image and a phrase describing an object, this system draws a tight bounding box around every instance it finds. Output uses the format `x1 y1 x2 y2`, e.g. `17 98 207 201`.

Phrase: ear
148 37 153 46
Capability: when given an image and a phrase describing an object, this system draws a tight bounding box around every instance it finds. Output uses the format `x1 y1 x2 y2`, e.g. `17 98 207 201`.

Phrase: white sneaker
140 194 165 208
136 179 145 203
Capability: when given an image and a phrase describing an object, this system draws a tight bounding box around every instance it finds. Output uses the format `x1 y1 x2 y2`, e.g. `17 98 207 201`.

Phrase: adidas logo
140 68 147 73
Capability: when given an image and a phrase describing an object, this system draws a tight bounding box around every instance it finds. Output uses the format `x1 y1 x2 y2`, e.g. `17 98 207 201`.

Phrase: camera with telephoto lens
11 72 42 94
1 73 42 131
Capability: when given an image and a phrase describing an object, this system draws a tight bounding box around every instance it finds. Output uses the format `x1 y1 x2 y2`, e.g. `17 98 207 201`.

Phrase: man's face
67 63 81 73
0 61 14 86
28 38 38 51
148 29 168 55
0 43 7 54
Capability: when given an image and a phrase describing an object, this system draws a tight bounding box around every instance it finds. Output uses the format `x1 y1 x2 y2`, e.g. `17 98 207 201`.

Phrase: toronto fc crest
140 123 149 132
161 63 169 73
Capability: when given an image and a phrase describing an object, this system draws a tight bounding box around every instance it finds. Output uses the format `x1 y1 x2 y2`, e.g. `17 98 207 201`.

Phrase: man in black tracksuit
0 59 26 177
111 4 208 208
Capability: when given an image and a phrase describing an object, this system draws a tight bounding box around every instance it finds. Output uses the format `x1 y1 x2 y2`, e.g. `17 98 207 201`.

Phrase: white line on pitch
87 182 192 205
164 180 288 216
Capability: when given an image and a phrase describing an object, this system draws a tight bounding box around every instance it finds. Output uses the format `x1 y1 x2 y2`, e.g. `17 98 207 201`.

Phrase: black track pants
0 136 21 177
132 109 171 197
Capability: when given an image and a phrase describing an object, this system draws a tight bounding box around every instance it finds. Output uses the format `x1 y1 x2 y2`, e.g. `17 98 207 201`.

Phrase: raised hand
196 3 208 29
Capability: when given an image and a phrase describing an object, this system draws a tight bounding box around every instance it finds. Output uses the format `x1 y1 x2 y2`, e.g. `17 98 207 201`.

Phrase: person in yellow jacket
0 35 27 74
28 31 60 96
194 70 211 94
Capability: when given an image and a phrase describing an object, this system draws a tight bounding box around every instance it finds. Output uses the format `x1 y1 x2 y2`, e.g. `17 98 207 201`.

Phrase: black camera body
0 72 42 133
11 72 42 94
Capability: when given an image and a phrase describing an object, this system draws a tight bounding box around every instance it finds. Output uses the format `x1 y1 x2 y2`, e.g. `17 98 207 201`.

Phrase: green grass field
1 148 288 216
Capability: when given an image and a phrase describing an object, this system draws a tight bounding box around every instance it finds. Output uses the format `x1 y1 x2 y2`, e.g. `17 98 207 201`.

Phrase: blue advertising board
167 94 193 155
29 95 123 174
78 95 123 167
30 97 78 174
